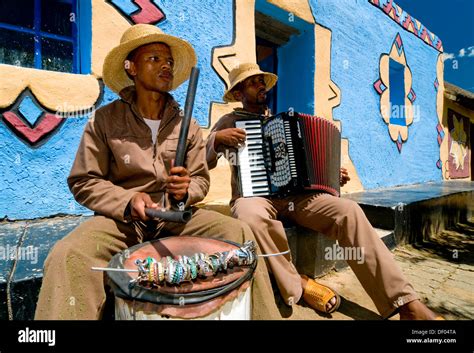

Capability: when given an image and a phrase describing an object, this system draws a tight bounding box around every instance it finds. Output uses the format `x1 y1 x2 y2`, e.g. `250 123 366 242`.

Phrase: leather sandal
301 275 341 314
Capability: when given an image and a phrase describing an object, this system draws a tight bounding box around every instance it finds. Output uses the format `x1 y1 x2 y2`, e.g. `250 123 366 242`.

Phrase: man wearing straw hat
35 25 279 320
206 63 442 320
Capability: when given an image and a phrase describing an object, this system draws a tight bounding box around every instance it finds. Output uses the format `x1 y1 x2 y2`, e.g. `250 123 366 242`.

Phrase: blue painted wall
309 0 441 189
0 0 233 220
0 0 444 220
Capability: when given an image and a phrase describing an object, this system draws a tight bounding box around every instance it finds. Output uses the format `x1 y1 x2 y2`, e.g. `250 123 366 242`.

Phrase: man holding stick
35 25 279 320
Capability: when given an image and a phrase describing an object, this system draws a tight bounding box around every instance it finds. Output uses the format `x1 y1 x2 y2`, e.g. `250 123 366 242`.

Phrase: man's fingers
169 166 189 177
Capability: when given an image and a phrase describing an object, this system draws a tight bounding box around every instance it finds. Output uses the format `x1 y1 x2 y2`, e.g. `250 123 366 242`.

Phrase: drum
107 236 256 320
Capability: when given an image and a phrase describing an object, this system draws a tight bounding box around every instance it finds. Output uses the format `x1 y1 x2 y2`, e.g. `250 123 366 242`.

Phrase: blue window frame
0 0 91 74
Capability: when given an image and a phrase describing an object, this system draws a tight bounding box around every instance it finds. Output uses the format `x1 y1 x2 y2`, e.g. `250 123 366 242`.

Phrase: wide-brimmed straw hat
223 63 278 102
103 24 197 93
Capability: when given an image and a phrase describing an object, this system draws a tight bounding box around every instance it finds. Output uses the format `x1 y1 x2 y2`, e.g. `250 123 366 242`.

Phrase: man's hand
215 128 246 148
166 166 191 201
130 192 158 221
340 167 350 187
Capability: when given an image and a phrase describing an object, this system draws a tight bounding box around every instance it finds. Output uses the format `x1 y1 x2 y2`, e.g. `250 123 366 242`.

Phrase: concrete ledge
344 181 474 244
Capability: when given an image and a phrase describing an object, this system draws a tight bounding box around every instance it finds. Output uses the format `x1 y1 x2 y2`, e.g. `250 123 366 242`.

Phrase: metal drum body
107 236 255 320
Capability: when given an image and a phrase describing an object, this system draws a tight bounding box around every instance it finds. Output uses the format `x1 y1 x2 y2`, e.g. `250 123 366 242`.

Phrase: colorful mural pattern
106 0 166 24
0 0 167 147
374 33 416 153
369 0 443 52
447 109 470 178
2 92 64 146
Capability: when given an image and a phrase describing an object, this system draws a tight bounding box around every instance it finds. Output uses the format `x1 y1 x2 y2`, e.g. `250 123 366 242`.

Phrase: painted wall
0 0 233 220
309 0 443 189
0 0 448 220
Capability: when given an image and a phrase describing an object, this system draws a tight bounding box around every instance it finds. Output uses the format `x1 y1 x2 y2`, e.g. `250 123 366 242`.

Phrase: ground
273 220 474 320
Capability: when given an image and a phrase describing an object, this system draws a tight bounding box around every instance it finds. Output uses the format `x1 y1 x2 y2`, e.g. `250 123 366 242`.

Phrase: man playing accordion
206 63 442 320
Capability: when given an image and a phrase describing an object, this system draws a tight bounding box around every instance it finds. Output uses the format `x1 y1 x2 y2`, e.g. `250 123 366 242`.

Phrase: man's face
233 74 267 106
126 43 174 93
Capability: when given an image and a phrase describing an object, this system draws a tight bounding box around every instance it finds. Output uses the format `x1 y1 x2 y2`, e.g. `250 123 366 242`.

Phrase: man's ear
124 60 137 78
232 90 243 101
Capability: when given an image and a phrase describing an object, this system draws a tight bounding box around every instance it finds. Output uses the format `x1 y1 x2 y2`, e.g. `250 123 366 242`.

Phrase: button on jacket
68 86 209 222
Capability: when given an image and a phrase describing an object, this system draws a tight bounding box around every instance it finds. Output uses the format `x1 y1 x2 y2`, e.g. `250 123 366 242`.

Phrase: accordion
234 112 341 198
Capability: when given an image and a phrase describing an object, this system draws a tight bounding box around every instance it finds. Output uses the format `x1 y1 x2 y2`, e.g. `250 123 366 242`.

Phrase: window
0 0 91 74
255 8 314 115
388 58 406 126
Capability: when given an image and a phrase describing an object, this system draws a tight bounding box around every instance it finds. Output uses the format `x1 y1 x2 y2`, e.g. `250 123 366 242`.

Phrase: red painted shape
131 0 165 24
2 112 63 144
402 14 414 31
420 28 432 45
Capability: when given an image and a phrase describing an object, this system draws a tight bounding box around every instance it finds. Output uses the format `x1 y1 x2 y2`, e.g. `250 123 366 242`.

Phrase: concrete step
0 216 86 320
286 226 395 278
343 181 474 244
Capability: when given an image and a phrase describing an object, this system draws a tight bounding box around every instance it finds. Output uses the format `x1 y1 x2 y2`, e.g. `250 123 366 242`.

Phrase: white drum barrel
107 236 255 320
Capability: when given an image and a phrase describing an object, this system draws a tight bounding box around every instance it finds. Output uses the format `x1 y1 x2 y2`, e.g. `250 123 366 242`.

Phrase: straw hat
223 63 278 102
103 24 197 93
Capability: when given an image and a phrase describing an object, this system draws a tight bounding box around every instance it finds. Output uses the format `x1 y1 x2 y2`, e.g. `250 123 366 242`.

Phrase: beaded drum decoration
107 236 256 320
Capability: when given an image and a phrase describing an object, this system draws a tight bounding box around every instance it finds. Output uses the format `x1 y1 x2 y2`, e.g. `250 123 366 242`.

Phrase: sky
395 0 474 93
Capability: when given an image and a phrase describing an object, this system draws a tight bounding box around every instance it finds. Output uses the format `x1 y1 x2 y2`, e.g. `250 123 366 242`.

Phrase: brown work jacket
68 86 209 222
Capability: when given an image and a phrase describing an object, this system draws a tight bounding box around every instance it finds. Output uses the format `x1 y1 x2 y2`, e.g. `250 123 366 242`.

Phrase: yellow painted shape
314 24 363 193
267 0 315 24
212 0 256 89
436 54 449 179
0 65 100 112
91 0 130 78
378 37 414 142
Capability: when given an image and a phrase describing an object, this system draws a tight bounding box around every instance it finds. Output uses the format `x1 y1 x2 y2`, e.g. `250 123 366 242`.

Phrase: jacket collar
119 86 181 131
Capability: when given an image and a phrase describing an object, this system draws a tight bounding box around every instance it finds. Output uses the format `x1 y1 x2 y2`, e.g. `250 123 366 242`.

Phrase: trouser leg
163 207 281 320
35 216 142 320
281 193 419 317
231 197 303 305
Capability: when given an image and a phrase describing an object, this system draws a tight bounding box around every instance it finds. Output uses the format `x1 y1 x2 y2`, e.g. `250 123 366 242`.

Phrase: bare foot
399 300 440 320
301 276 338 312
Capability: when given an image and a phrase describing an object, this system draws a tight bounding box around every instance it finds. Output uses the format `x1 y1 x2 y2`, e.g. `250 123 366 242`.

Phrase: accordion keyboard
235 120 270 197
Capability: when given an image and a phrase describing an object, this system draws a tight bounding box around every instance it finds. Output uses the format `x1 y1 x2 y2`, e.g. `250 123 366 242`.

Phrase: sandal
301 275 341 314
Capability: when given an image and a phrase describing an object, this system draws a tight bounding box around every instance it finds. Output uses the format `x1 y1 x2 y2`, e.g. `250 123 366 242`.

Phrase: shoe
301 275 341 314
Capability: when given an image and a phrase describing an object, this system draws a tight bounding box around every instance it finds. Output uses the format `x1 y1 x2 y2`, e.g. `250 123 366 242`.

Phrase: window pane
389 58 406 126
41 37 73 72
0 0 35 29
0 28 35 67
41 0 73 36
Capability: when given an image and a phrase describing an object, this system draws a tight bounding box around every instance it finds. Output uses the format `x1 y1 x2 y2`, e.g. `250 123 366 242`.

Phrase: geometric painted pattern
1 91 65 146
436 122 445 146
106 0 166 25
369 0 443 52
374 33 416 154
18 96 44 126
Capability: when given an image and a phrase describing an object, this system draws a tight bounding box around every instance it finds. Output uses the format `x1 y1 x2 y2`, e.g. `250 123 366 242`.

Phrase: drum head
107 236 256 306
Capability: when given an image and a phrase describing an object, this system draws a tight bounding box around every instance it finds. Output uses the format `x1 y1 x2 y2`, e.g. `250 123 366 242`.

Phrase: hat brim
103 33 197 93
223 72 278 103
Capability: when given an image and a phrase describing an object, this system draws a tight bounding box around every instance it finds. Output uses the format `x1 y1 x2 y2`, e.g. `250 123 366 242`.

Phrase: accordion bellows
235 112 341 198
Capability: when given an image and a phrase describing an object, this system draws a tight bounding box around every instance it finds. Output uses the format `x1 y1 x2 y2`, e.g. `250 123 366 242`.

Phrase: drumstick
144 67 199 223
175 66 199 167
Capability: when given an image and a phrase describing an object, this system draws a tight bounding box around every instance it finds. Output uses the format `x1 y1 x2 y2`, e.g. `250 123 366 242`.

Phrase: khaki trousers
231 193 419 318
35 208 280 320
